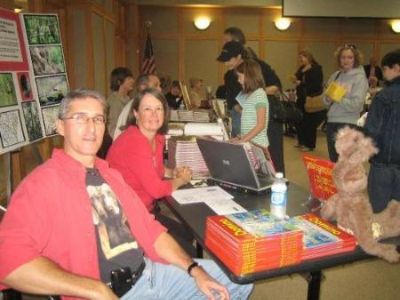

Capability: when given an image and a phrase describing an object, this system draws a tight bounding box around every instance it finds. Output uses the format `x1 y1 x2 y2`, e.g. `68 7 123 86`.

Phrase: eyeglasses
62 113 106 125
343 44 357 50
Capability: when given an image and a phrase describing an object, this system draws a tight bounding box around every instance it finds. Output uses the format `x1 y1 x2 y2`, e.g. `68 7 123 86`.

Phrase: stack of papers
172 186 246 215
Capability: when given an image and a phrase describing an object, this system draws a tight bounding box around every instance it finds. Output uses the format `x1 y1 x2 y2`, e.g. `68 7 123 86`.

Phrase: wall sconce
14 7 23 13
275 17 291 31
194 16 211 31
391 20 400 33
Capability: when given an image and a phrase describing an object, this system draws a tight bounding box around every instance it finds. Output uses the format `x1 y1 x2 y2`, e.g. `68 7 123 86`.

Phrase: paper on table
172 186 233 204
203 198 247 215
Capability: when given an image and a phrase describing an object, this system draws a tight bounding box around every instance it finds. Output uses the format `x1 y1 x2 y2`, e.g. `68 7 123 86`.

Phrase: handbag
283 100 303 124
305 94 325 113
269 95 287 123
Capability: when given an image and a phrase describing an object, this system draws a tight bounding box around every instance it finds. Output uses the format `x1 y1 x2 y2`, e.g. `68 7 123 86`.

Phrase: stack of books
205 210 357 276
288 213 357 260
205 209 303 276
167 136 209 179
169 109 213 122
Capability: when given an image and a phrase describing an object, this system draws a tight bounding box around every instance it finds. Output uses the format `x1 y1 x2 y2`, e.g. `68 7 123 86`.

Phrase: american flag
141 32 156 74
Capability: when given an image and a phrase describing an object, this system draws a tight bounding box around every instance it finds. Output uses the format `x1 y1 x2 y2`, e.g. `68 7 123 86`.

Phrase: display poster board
0 8 69 154
302 154 337 201
20 13 69 137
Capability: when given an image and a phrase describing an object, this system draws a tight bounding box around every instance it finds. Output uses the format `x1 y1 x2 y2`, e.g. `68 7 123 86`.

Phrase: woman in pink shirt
107 88 195 255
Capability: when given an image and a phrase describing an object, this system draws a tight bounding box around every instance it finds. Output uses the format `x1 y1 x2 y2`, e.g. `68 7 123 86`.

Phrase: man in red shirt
0 89 252 299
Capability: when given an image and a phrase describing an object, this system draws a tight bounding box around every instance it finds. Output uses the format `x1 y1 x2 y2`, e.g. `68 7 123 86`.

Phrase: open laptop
197 138 275 192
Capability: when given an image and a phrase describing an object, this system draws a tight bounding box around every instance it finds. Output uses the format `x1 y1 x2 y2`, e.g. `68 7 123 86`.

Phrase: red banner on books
303 154 337 201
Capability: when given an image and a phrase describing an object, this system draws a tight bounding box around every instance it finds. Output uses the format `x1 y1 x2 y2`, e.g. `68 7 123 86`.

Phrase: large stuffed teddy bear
321 127 400 263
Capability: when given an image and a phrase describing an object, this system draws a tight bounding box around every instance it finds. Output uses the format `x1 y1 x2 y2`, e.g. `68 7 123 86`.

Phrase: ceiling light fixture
274 17 291 31
194 16 211 31
391 20 400 33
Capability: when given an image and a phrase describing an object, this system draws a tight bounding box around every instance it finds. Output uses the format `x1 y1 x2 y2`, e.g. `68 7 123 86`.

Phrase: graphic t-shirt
86 168 144 283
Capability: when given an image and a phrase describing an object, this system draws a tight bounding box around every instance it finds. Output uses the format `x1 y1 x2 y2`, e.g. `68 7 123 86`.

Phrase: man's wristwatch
187 261 200 276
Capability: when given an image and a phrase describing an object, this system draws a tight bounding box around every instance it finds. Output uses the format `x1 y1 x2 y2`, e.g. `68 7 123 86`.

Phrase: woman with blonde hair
323 44 368 162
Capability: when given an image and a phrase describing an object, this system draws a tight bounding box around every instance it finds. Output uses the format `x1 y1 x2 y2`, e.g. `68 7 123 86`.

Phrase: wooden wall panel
225 8 260 36
92 12 106 95
152 39 178 80
140 6 178 34
303 18 339 39
71 9 88 89
264 41 298 89
184 40 219 89
105 19 116 92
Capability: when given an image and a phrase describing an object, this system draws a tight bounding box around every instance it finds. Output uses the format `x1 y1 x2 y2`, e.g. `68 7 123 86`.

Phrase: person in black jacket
364 49 400 213
292 50 326 152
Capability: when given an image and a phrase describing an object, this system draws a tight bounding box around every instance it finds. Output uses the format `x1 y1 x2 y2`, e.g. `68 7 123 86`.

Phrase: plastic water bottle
270 172 287 220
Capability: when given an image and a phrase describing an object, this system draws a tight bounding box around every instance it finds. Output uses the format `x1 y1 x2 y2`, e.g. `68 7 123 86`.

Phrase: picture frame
0 109 25 148
29 45 66 76
17 71 33 101
35 74 69 106
0 73 18 107
41 104 59 136
22 100 43 141
23 14 61 45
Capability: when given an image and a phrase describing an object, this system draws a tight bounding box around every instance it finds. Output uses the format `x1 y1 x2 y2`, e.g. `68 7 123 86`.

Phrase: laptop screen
197 138 269 191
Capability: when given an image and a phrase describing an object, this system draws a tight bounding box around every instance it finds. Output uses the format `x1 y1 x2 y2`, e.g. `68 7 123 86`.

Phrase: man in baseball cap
217 40 245 62
217 41 245 137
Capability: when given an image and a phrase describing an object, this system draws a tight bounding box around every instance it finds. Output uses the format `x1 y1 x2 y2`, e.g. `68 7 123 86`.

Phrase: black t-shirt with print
86 168 145 283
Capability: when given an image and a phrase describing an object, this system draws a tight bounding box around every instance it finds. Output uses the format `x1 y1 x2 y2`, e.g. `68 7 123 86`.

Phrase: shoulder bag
305 94 325 113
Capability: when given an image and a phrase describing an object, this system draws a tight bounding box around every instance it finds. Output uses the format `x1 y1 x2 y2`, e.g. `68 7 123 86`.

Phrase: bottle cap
275 172 284 179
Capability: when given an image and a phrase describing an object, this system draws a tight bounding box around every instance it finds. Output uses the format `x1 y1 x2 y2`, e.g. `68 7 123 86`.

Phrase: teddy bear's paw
380 246 400 263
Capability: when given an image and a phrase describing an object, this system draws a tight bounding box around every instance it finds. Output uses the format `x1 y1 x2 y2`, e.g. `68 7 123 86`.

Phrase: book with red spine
289 213 357 260
205 210 303 276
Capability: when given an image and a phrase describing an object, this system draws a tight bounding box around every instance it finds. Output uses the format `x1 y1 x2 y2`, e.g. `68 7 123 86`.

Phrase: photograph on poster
17 71 33 101
0 73 17 107
23 14 61 45
36 75 68 106
30 45 65 75
0 109 25 148
22 100 43 141
41 105 59 136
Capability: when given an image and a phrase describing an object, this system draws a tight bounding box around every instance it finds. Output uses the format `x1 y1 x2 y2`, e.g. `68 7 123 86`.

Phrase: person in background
98 67 134 158
364 49 400 213
292 50 325 152
106 67 135 139
364 56 383 88
215 84 226 99
188 77 206 108
232 59 269 152
159 73 172 95
113 74 161 140
323 44 368 162
217 41 245 138
165 80 183 109
107 89 196 256
0 89 253 299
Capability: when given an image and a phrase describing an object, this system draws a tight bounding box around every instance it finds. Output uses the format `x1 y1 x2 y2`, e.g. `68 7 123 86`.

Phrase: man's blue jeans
122 258 253 299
